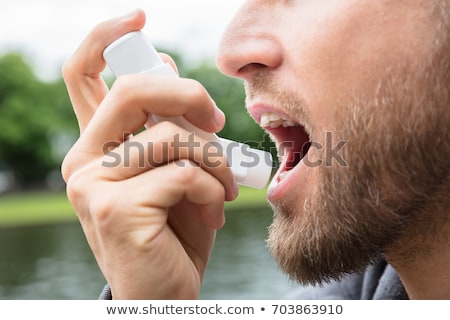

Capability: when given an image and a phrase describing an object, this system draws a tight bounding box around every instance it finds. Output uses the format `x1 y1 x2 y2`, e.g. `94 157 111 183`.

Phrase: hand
61 9 238 299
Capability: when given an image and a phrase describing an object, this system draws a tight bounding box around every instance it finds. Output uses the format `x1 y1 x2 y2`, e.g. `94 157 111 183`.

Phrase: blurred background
0 0 297 299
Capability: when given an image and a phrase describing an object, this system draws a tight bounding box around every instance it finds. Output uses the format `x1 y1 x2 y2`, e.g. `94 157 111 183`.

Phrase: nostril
238 62 268 74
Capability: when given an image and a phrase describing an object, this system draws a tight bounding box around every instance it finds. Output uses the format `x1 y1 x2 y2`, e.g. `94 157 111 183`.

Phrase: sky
0 0 245 80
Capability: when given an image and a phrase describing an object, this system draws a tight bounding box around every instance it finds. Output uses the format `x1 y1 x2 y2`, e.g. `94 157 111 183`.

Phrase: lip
267 156 310 204
247 102 311 203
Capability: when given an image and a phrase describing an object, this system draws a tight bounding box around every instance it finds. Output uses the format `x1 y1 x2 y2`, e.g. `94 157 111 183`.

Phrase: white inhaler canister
103 31 273 189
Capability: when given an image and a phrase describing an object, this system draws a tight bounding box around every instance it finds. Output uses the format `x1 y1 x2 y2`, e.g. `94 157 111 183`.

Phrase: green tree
0 53 76 187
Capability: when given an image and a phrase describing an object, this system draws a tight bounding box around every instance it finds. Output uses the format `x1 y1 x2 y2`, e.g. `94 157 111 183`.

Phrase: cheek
284 6 432 133
280 9 382 132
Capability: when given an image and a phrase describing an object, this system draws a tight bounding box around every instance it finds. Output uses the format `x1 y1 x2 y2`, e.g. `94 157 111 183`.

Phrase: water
0 207 297 299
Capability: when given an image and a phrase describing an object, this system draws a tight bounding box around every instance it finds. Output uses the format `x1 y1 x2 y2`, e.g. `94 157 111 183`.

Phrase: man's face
217 0 449 285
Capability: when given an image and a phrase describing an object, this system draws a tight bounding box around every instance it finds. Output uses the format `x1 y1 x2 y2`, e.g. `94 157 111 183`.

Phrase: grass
0 186 268 227
0 191 77 227
226 186 269 209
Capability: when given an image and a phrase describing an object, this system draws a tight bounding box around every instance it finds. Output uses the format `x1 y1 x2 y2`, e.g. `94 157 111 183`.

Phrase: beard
263 39 449 286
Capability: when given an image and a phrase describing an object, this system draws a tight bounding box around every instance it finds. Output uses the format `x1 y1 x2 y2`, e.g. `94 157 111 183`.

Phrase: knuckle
108 75 147 116
185 79 209 102
173 160 201 183
89 194 118 226
60 157 72 183
162 120 182 136
61 147 79 183
61 59 76 83
210 183 226 203
90 20 111 44
109 75 136 102
65 162 119 230
65 169 89 211
152 120 184 140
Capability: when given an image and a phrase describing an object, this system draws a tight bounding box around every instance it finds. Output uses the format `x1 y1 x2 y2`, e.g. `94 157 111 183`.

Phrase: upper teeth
260 112 298 128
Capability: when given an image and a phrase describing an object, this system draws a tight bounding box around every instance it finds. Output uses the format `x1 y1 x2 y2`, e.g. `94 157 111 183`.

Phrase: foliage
0 53 77 186
184 64 259 141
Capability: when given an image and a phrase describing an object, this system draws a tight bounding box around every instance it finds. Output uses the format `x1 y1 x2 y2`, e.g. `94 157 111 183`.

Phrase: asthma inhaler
103 31 272 189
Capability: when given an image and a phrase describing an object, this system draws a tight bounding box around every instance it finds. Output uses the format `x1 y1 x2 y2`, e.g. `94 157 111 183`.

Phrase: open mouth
260 112 311 182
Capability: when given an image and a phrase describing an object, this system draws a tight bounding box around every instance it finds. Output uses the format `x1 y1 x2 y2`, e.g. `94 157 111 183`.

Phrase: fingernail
214 107 226 128
122 8 140 19
231 180 240 200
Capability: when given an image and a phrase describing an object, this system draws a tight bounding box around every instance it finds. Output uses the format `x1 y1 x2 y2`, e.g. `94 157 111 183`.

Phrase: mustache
244 73 312 134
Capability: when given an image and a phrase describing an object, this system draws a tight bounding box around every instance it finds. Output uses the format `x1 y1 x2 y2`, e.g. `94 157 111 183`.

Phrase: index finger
62 9 146 133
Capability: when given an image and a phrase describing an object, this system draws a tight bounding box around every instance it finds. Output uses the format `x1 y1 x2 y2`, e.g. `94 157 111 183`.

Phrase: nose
216 2 283 82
